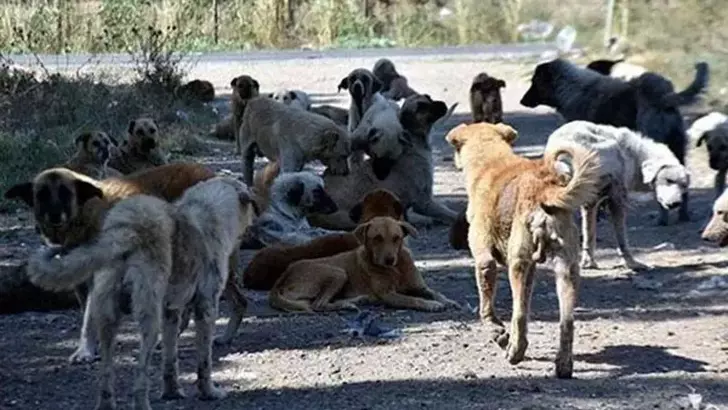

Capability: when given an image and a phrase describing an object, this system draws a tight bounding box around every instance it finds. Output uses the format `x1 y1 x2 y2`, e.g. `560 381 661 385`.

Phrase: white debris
652 242 675 251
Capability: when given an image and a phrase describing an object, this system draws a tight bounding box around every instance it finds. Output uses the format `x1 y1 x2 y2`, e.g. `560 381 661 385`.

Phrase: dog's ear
349 202 363 223
140 137 157 153
399 220 418 238
128 120 136 136
337 76 349 92
494 123 518 144
74 179 104 206
4 182 35 207
641 160 663 185
496 79 506 89
267 92 274 98
230 77 238 88
286 180 305 205
696 134 708 147
372 75 383 94
353 221 371 244
288 91 297 100
429 100 448 122
75 132 92 148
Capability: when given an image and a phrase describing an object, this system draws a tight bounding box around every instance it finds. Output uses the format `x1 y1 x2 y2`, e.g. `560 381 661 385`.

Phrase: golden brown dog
445 122 600 379
270 216 457 312
63 130 122 179
469 72 506 124
108 117 168 174
230 74 261 154
176 79 215 102
243 188 405 290
4 163 248 359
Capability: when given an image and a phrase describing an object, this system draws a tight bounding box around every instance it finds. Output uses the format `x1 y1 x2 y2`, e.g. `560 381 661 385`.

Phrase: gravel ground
1 53 727 410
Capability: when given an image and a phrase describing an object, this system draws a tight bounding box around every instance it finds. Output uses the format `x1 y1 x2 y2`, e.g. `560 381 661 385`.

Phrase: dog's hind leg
552 253 580 379
70 296 99 364
411 198 458 224
504 243 536 366
193 295 227 400
607 198 651 271
161 308 186 400
216 250 249 345
579 205 599 269
241 143 257 186
715 169 727 198
131 269 165 410
90 285 121 410
311 267 352 311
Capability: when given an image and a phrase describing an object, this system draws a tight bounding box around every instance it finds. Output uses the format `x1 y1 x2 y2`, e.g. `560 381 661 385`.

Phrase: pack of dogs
4 54 727 409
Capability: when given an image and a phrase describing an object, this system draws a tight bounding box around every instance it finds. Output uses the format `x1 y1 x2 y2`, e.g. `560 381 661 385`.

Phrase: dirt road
1 54 727 410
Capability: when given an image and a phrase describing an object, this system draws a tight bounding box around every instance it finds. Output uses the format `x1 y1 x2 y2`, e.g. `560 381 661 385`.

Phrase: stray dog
310 104 349 127
310 94 459 230
445 121 600 379
63 130 122 179
27 177 256 410
338 68 386 132
372 58 418 101
350 95 407 172
469 72 506 124
269 89 312 111
108 117 168 174
546 120 689 271
586 58 647 81
210 114 235 141
521 58 708 224
230 74 261 154
689 112 728 197
701 189 728 246
241 170 339 248
270 216 457 312
238 96 351 186
176 79 215 102
244 188 405 290
4 163 249 361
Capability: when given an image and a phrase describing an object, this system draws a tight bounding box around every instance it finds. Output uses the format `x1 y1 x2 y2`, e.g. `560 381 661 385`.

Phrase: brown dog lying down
270 216 459 312
244 188 405 290
445 122 600 379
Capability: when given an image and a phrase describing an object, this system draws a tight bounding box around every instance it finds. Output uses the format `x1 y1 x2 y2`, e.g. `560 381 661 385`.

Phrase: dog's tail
676 62 710 106
541 145 601 211
252 161 281 210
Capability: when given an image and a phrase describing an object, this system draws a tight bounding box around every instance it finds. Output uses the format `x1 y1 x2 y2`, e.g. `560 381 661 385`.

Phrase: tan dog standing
108 117 168 174
230 74 260 154
63 130 122 179
469 72 506 124
445 122 600 379
270 216 453 312
27 177 256 410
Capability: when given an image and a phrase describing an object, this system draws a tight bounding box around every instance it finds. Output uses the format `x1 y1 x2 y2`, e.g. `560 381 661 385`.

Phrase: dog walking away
270 216 458 313
445 122 600 378
689 112 728 197
469 72 506 124
26 177 256 410
546 120 689 271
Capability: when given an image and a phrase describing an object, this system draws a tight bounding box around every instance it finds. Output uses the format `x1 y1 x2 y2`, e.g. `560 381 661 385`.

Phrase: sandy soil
1 54 727 410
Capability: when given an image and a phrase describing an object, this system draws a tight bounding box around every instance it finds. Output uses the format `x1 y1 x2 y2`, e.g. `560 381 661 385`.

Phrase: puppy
310 94 459 230
372 58 418 101
521 59 708 224
269 89 312 111
176 79 215 102
241 170 339 248
27 177 256 410
690 112 728 197
4 163 248 361
230 74 261 154
350 95 407 171
270 216 456 312
244 188 405 290
310 104 349 127
63 130 122 179
586 58 648 81
469 72 506 124
338 68 386 132
546 120 689 271
701 189 728 246
108 117 168 174
445 121 600 379
238 96 351 186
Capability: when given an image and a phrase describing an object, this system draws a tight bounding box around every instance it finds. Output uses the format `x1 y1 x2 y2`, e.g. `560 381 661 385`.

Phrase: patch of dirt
1 55 727 410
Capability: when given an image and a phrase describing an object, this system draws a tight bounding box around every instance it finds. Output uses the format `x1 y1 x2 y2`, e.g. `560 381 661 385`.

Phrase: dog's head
354 216 417 268
274 171 338 215
268 89 309 110
643 162 690 211
338 68 382 113
471 72 506 95
4 168 104 246
372 58 399 90
230 75 260 100
693 116 728 171
445 122 518 170
74 130 119 164
316 127 351 177
521 60 560 108
176 79 215 102
350 101 406 174
399 94 449 138
349 188 404 223
701 190 728 246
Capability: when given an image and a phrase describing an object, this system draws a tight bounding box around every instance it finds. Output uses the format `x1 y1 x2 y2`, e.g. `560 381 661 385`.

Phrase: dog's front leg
241 143 257 186
378 292 445 312
161 308 186 400
678 191 690 223
216 249 249 345
70 295 99 364
715 169 727 198
193 295 227 401
551 253 580 379
579 205 599 269
607 199 651 271
395 250 461 310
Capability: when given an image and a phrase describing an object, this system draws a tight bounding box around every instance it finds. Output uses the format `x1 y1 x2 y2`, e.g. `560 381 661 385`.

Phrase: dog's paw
579 256 599 270
198 384 228 401
505 338 528 365
69 345 98 364
625 259 652 272
422 300 446 312
161 385 186 400
554 353 574 379
443 299 463 311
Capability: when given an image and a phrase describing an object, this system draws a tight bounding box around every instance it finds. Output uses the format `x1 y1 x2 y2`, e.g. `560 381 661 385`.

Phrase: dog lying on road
270 216 458 312
689 112 728 197
545 120 689 271
27 177 256 410
445 121 600 379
